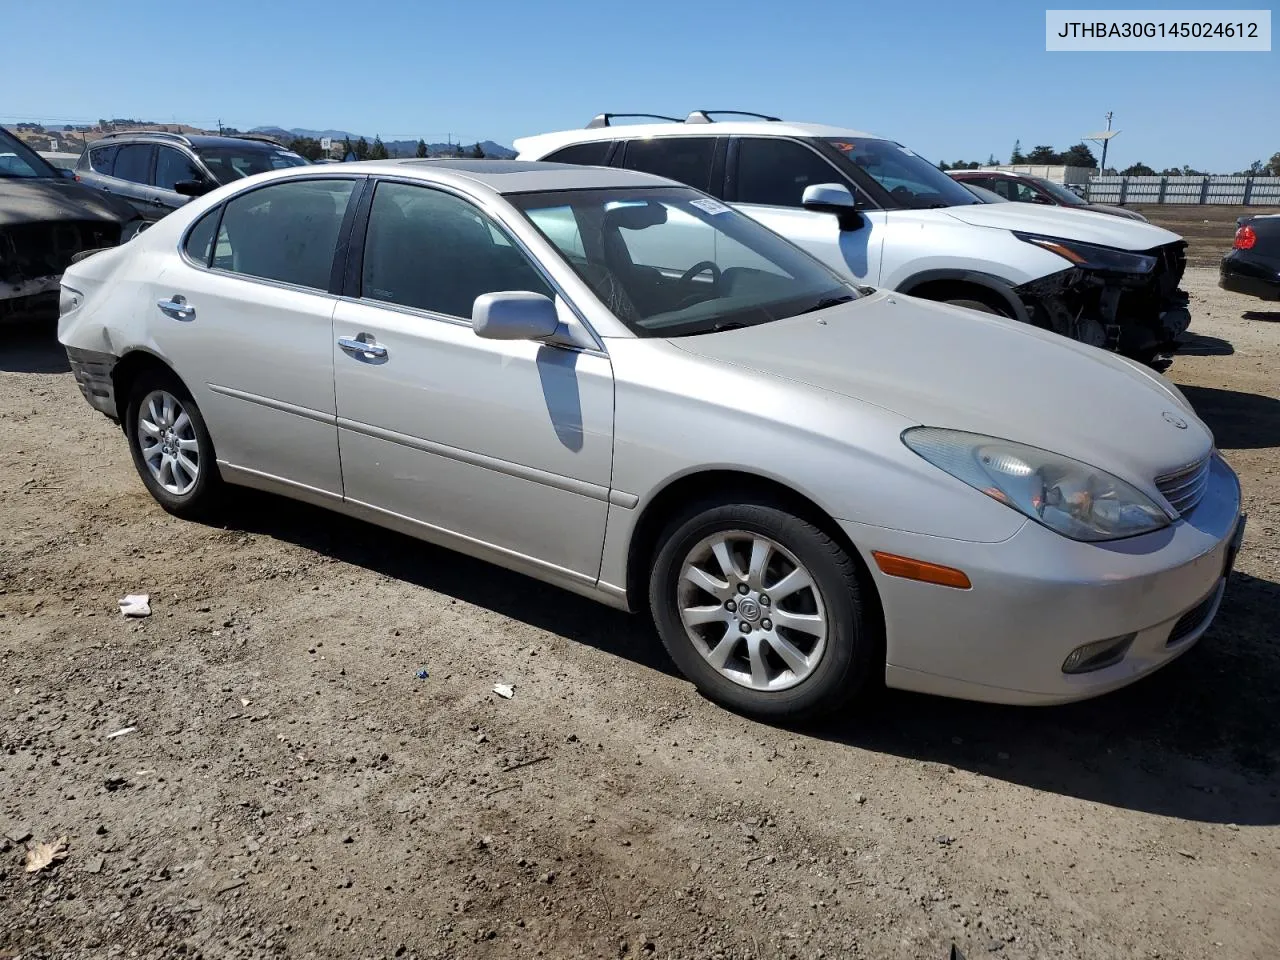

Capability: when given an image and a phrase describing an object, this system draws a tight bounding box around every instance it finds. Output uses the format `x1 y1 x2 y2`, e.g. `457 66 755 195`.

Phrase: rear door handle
338 335 388 359
157 295 195 321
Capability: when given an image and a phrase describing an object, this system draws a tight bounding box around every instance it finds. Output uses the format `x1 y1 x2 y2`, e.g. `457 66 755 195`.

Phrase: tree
1121 161 1157 176
1060 143 1097 168
369 135 389 160
1026 145 1061 164
937 161 951 171
415 139 428 158
1010 140 1026 164
288 137 325 162
987 153 998 166
470 142 486 159
342 136 354 160
1267 152 1280 176
354 137 371 160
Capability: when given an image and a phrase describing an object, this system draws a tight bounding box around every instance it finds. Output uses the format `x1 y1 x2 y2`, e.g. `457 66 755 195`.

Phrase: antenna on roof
586 113 681 129
685 110 782 124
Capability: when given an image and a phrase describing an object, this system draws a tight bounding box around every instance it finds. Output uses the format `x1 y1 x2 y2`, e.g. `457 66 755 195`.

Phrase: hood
942 201 1180 251
0 178 139 227
669 292 1212 499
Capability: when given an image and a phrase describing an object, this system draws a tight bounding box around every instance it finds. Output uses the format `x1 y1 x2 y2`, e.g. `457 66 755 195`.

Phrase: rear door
725 136 886 285
151 176 361 500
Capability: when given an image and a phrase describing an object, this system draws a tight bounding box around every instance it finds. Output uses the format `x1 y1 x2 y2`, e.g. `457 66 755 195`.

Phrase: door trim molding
207 383 336 425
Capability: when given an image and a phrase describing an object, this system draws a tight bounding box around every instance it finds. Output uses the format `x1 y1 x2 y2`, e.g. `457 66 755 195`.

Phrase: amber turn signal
872 552 972 589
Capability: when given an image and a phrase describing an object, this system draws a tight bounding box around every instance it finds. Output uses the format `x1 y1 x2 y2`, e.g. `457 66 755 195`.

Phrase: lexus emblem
1162 411 1188 429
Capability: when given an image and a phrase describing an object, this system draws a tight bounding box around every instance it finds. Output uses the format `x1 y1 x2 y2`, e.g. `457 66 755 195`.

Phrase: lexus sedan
58 160 1244 719
1221 214 1280 301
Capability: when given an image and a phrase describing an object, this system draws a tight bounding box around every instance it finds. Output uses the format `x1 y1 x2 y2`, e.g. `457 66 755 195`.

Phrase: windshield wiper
798 295 855 315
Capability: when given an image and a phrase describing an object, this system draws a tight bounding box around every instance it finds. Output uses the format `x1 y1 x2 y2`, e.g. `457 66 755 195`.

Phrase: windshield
962 182 1008 203
1032 177 1089 206
825 138 980 209
511 187 855 338
195 145 307 184
0 128 59 178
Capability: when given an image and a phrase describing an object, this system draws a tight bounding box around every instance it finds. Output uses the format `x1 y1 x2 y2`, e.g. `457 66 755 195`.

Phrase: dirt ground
1133 204 1280 267
1 268 1278 960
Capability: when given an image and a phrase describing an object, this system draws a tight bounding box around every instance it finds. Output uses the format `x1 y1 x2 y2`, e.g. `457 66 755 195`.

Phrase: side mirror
60 167 77 179
802 183 863 231
472 291 560 341
173 179 213 197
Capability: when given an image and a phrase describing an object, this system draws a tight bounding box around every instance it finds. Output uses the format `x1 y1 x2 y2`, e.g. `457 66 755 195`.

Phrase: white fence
1086 176 1280 206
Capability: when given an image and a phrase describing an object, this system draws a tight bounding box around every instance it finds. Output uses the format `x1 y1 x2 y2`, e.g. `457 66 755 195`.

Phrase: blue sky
3 0 1275 171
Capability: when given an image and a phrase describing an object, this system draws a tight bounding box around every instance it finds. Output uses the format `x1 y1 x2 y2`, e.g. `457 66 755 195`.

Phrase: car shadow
1177 385 1280 449
810 567 1280 826
218 490 675 678
1243 310 1280 322
1177 333 1234 356
0 321 69 373
219 488 1277 825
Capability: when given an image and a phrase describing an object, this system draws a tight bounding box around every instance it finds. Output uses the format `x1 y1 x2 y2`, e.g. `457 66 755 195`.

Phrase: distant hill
251 126 515 159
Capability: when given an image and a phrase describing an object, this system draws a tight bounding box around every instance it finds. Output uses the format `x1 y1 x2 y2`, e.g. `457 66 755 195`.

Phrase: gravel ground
2 267 1278 960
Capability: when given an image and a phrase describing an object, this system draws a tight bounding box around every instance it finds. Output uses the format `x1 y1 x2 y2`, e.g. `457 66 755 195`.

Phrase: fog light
1061 633 1135 675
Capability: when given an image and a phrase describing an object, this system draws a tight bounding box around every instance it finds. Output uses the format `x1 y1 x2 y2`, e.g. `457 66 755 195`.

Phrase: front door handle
157 294 195 321
337 335 388 360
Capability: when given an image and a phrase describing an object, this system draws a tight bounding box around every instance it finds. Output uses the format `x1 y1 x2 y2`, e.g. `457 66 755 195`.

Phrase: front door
331 180 615 581
727 136 886 285
150 176 360 497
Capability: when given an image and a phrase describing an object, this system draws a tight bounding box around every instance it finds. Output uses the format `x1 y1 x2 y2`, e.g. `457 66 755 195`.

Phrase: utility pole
1099 112 1113 173
1083 112 1120 177
217 118 224 136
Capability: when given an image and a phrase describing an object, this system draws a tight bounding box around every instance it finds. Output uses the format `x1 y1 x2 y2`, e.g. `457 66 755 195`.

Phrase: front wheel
649 500 877 720
124 370 223 519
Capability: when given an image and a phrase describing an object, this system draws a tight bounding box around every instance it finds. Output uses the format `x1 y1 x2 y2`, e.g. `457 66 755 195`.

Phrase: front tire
124 370 223 519
649 500 876 721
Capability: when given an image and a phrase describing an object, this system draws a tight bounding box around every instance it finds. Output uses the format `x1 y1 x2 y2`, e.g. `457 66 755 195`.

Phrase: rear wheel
649 500 876 720
124 370 223 518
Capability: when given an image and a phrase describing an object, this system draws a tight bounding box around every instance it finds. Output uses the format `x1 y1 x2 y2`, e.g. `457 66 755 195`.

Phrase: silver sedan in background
58 160 1243 719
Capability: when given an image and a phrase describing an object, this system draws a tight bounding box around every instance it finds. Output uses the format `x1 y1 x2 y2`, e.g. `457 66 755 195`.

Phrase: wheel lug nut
759 595 770 606
761 619 772 631
739 621 751 633
725 600 736 612
737 584 749 595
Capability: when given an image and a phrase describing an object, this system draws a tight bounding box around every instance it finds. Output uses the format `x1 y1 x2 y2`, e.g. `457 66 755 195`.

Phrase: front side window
0 128 58 178
545 141 614 166
621 138 716 191
514 187 854 337
88 144 117 173
361 182 552 318
155 147 204 191
825 138 979 209
212 179 355 290
734 138 846 208
113 144 154 184
196 145 308 185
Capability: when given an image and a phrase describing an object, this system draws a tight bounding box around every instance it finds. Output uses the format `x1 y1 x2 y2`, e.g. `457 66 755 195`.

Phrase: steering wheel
679 261 722 287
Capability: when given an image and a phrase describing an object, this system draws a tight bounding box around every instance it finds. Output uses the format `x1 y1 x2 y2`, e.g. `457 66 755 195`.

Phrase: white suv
515 111 1192 365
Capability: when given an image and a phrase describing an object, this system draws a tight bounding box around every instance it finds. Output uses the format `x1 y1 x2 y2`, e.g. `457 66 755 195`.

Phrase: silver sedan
58 160 1243 719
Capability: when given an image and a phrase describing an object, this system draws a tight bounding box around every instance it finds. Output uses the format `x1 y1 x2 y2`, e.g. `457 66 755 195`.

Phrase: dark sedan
1221 215 1280 301
1 125 146 323
948 170 1149 222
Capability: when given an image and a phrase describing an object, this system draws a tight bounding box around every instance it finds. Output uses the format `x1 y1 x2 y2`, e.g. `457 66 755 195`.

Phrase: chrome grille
1155 455 1211 517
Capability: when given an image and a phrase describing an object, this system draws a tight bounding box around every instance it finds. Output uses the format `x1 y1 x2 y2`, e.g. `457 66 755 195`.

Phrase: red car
948 170 1149 222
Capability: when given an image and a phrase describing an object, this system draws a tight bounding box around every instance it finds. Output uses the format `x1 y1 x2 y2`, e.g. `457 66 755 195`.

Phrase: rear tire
124 369 223 519
648 499 876 721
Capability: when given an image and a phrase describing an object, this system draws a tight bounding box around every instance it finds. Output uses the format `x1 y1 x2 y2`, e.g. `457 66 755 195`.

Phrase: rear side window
212 179 356 290
88 144 117 173
621 137 715 191
184 207 221 267
734 138 845 208
544 141 613 166
113 144 154 184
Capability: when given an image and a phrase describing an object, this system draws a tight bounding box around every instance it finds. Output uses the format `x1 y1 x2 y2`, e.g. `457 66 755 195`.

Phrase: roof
512 119 884 159
949 169 1031 178
353 158 679 193
85 131 290 151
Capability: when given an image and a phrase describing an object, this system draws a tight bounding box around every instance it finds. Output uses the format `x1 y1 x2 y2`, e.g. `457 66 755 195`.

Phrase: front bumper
842 454 1243 705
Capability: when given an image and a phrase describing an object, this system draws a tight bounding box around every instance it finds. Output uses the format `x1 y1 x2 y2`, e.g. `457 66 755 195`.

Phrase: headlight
903 427 1170 542
1014 232 1156 274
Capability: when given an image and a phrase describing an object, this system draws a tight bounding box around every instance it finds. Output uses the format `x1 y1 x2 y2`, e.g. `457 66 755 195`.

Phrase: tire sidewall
124 371 219 515
649 502 870 720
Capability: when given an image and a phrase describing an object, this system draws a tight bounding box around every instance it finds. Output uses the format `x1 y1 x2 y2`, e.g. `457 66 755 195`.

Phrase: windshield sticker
690 198 730 215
